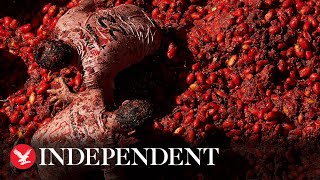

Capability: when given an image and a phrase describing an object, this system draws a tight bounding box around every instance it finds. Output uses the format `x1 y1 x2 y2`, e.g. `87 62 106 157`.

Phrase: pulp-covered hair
33 40 73 70
115 100 153 132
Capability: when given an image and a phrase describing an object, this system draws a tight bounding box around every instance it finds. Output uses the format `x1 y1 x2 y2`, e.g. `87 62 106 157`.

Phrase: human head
33 40 73 70
114 100 154 133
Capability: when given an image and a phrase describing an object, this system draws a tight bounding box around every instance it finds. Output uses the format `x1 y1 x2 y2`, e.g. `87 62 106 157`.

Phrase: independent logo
10 144 36 170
